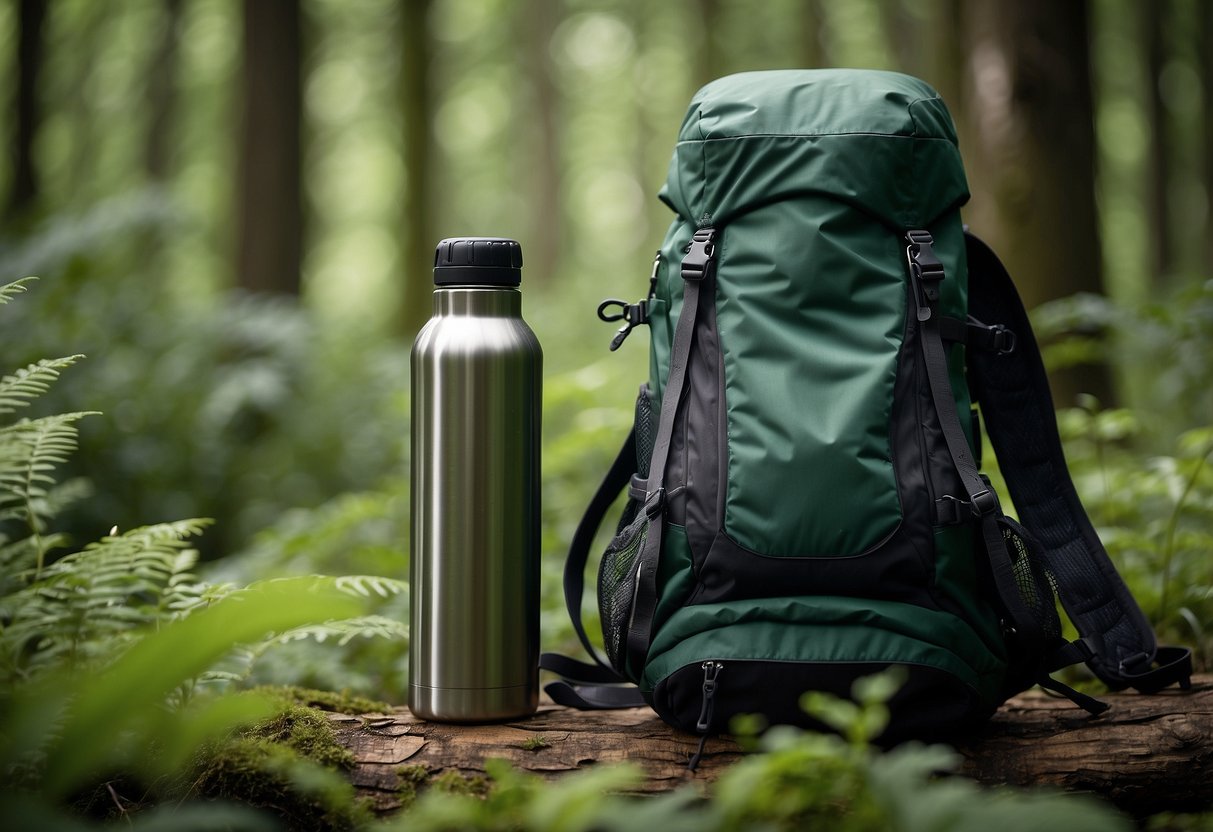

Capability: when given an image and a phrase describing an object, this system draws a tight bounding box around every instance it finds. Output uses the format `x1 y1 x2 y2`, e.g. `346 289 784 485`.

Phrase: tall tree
1202 0 1213 269
1143 0 1173 282
962 0 1113 406
235 0 304 294
5 0 48 223
145 0 186 183
399 0 436 338
519 0 562 287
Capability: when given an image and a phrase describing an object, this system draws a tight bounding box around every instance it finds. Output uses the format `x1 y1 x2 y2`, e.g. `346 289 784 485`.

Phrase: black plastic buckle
970 489 998 517
681 228 718 281
904 230 944 321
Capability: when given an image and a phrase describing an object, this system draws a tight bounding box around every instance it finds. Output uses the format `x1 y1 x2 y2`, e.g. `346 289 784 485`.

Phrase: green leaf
4 576 366 798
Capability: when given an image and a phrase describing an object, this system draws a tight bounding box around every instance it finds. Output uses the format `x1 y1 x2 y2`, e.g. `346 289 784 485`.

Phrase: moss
255 685 393 716
520 735 549 752
395 764 431 809
191 738 372 832
184 702 373 830
431 769 491 798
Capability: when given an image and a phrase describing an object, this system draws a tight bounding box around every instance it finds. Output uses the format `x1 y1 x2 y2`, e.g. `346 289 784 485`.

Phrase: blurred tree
1143 0 1173 282
694 0 723 87
1202 0 1213 269
236 0 304 294
400 0 435 337
4 0 47 224
145 0 185 183
963 0 1113 407
519 0 562 286
797 0 825 68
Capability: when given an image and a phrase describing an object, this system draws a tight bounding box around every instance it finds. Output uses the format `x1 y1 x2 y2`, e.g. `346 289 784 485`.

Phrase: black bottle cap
433 238 523 287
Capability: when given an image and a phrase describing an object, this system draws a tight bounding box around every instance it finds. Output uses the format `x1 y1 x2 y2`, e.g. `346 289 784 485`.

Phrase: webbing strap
624 227 717 680
538 430 636 683
905 231 1048 654
963 231 1191 692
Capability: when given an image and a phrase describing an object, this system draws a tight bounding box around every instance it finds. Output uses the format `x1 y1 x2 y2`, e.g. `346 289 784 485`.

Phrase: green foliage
1057 401 1213 668
0 213 411 561
378 672 1129 832
0 280 407 830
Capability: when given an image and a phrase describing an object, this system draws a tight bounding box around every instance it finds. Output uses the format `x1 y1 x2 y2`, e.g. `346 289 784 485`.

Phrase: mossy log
329 674 1212 816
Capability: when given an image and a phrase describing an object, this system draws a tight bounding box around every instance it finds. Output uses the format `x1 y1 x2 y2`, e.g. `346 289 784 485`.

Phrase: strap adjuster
971 489 998 516
644 488 666 519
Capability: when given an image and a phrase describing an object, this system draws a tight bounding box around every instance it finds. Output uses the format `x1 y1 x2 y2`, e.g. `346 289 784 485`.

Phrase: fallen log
328 675 1212 817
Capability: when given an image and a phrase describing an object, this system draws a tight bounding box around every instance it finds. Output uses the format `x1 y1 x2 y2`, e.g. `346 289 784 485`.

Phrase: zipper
695 660 724 732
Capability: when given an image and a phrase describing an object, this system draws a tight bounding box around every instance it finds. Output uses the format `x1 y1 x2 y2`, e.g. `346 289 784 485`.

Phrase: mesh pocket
635 384 656 478
1001 516 1062 642
597 505 649 674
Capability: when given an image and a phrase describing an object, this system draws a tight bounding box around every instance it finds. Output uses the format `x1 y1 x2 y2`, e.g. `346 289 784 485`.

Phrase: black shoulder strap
963 231 1191 693
538 430 646 707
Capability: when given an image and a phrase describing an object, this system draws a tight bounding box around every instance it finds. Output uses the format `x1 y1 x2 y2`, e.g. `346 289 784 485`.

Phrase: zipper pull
695 661 724 732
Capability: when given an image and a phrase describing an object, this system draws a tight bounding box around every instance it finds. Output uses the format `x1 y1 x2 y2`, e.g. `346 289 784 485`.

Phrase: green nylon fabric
639 70 1001 707
652 69 972 556
640 594 1005 703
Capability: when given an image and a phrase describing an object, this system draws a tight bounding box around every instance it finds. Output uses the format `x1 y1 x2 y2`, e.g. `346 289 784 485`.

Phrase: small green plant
519 735 550 752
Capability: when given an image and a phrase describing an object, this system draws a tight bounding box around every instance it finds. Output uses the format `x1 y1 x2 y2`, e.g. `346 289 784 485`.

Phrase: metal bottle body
408 287 541 722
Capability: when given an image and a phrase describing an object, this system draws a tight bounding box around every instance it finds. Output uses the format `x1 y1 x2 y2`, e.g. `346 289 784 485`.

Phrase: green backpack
541 69 1190 747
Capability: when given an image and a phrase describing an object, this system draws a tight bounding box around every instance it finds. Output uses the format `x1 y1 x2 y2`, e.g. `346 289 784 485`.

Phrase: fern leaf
334 574 408 599
0 413 98 527
267 615 409 647
0 277 36 305
0 355 86 415
0 519 213 679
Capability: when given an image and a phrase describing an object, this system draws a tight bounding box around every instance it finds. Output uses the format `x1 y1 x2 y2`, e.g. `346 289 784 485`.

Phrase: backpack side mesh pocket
1001 516 1062 643
597 507 648 674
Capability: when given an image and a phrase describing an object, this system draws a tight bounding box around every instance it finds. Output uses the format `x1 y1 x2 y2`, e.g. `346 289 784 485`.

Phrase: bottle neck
432 287 521 318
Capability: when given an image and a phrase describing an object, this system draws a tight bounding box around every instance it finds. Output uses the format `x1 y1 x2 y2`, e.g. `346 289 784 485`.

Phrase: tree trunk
962 0 1113 408
518 0 562 287
330 676 1213 818
399 0 436 338
5 0 48 224
1202 0 1213 270
235 0 304 294
1142 0 1173 283
144 0 185 183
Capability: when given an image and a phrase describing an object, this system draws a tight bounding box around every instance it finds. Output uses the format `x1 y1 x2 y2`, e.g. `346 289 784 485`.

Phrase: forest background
0 0 1211 826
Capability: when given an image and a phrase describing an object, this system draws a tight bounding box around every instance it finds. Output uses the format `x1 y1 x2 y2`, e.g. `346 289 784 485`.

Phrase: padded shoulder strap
963 232 1191 692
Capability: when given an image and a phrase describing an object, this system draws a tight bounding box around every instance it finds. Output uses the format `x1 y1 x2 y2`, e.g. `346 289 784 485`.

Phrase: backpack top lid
659 69 970 231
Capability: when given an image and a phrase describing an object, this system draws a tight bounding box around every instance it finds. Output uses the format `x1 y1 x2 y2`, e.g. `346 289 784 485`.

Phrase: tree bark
1142 0 1173 283
5 0 48 223
398 0 436 338
144 0 186 183
330 676 1212 818
235 0 304 294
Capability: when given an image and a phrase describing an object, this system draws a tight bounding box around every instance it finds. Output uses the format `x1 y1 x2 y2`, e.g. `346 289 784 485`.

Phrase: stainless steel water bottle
408 237 542 722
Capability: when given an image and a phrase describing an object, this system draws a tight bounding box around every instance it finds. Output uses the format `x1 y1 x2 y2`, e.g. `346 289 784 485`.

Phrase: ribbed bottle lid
433 238 523 287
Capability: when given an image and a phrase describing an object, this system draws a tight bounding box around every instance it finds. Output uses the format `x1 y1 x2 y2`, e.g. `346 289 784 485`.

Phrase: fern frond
334 574 408 599
0 519 213 680
0 413 98 499
267 615 409 647
0 356 86 416
0 277 37 305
